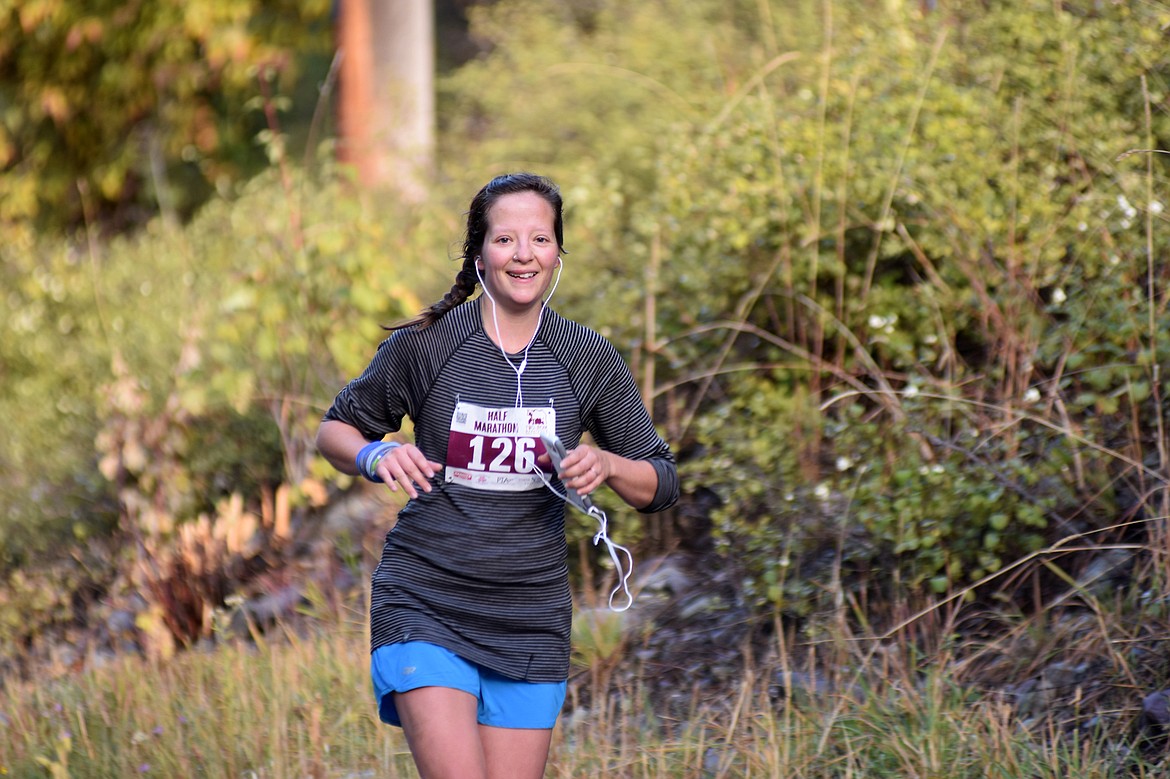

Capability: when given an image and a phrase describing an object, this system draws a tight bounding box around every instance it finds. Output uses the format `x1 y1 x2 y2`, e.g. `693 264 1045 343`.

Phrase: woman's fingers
561 445 608 495
377 445 441 499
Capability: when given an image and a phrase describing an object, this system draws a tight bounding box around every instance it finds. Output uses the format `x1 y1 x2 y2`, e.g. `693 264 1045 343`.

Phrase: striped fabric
324 297 678 682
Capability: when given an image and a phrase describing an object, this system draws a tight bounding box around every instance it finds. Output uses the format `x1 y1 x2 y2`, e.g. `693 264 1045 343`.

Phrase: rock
1042 660 1091 691
1075 548 1133 596
1009 659 1099 725
702 746 723 777
1007 678 1041 719
105 608 137 637
634 555 694 599
770 670 865 705
228 585 306 637
1142 689 1170 729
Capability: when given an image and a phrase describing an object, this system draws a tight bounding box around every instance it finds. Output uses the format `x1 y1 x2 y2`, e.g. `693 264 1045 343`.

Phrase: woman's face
477 191 561 315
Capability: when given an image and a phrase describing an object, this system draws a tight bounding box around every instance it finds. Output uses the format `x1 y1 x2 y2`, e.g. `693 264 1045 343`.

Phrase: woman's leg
480 724 553 779
394 686 488 779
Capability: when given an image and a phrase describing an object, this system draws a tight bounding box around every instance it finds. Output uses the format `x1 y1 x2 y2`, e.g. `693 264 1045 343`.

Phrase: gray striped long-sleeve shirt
323 297 678 681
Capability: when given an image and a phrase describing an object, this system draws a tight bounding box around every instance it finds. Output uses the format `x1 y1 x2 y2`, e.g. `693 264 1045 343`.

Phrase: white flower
1024 387 1041 403
836 456 853 472
903 384 919 398
1151 201 1164 215
1051 288 1067 304
1118 194 1138 219
814 483 830 501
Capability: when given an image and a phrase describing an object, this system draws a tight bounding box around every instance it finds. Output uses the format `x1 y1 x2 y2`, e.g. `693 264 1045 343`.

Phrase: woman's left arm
559 327 679 512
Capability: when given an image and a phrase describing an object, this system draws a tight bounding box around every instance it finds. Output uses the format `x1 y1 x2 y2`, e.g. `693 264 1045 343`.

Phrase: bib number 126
466 435 546 474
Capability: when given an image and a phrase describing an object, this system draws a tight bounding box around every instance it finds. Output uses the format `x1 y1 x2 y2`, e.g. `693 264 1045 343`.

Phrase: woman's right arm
315 419 373 476
316 419 442 499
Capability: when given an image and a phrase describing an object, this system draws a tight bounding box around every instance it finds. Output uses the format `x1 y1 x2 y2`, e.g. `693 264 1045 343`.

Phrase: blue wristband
356 441 400 483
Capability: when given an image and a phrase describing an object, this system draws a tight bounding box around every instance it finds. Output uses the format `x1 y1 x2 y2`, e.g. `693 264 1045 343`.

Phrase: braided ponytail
389 173 565 331
410 259 479 329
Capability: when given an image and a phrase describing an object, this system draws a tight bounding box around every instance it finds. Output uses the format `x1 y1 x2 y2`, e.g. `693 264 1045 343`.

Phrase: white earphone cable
474 256 632 610
475 258 563 407
527 464 635 612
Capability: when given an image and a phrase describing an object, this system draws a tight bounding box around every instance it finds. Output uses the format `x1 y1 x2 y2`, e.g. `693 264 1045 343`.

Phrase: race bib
445 401 557 491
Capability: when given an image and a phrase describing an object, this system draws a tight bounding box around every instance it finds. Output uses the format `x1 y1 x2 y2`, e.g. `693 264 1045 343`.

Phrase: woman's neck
480 297 543 354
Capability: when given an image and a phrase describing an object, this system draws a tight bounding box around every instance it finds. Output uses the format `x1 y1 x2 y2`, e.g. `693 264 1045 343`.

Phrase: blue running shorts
370 641 567 729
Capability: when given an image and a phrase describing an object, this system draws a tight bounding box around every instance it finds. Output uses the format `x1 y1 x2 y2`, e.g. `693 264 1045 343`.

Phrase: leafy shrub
5 0 1170 633
648 0 1170 610
0 0 333 230
0 159 442 566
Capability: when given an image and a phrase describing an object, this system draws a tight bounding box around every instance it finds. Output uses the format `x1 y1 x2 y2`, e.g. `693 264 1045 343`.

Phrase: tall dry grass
4 574 1164 779
0 600 415 778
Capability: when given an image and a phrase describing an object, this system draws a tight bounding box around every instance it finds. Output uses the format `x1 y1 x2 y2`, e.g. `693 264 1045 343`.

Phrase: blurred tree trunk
337 0 435 200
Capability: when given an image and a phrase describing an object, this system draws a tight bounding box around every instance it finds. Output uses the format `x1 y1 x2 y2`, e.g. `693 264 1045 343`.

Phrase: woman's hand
555 443 611 497
544 441 660 510
375 443 443 500
316 420 441 501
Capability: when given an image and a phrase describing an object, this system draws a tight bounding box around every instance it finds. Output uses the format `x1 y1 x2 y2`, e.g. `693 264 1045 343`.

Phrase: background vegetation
4 0 1170 775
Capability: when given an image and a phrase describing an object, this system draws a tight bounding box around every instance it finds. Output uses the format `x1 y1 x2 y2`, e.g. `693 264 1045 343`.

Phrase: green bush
0 160 441 565
5 0 1170 621
647 0 1170 609
0 0 333 230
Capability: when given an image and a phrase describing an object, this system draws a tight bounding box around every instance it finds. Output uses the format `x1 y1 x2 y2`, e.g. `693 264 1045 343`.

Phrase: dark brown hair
393 173 566 330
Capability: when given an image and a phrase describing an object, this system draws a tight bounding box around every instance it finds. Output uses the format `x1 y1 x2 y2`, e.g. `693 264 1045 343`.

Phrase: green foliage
184 167 438 487
0 228 116 563
6 0 1170 620
687 382 1057 611
184 408 284 512
635 0 1170 609
439 0 769 350
0 563 88 660
0 160 441 565
0 0 332 230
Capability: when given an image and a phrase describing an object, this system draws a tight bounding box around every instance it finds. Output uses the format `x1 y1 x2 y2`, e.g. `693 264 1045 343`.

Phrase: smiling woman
315 172 679 779
474 190 563 323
